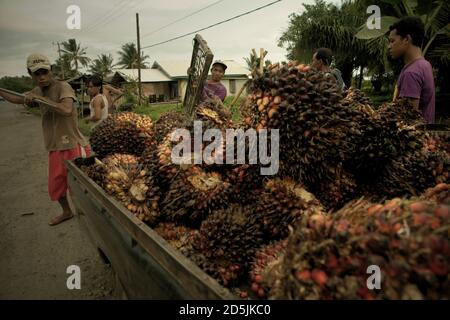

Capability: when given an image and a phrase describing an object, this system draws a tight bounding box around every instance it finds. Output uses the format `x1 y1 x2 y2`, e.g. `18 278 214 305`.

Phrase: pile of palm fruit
79 60 449 299
265 184 450 300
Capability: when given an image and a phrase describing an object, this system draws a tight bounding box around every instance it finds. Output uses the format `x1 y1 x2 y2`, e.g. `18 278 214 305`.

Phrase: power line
141 0 282 49
140 0 226 40
82 0 135 34
89 0 144 33
73 0 126 35
81 0 141 35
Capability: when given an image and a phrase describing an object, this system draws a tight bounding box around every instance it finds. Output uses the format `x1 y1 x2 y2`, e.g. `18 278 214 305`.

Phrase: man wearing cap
202 60 228 102
0 53 90 226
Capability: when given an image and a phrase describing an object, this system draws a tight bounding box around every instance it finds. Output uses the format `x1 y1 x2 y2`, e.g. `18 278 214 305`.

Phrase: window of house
229 79 236 94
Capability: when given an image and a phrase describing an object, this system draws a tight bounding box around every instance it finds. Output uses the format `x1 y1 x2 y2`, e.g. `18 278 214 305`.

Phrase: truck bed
66 158 235 299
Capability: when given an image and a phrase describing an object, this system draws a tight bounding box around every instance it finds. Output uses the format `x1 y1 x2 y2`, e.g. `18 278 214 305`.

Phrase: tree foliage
117 43 149 69
89 54 116 77
61 38 90 73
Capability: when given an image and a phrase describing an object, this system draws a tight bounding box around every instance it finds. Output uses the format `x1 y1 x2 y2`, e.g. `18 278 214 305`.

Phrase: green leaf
437 24 450 36
355 27 385 40
405 0 418 10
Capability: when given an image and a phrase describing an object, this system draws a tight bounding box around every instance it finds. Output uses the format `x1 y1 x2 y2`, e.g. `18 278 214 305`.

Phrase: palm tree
60 38 90 74
89 54 116 77
278 0 385 88
355 0 450 59
53 55 76 79
355 0 450 96
117 42 149 69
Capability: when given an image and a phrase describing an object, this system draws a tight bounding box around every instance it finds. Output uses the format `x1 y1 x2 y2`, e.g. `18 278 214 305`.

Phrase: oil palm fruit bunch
196 98 232 128
160 166 231 227
249 239 288 299
101 154 160 224
241 62 361 194
343 87 372 106
154 129 198 188
80 158 107 187
154 222 198 254
90 112 155 158
154 111 191 143
345 114 427 191
268 196 450 300
421 183 450 205
183 249 243 287
316 168 359 211
224 164 265 205
425 134 450 157
254 178 324 240
377 98 425 126
370 145 449 199
139 143 160 182
189 205 265 286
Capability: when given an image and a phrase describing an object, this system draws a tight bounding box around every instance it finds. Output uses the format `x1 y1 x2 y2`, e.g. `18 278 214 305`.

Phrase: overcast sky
0 0 341 77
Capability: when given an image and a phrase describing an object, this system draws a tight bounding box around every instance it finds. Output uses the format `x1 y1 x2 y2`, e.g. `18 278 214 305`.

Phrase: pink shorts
48 144 91 201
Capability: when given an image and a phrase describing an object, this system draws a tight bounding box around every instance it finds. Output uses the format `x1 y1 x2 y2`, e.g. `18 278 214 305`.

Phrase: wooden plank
66 159 234 299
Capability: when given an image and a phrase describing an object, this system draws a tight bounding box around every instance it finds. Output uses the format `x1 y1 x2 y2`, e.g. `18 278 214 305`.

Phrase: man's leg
48 144 91 226
48 150 74 226
50 196 74 224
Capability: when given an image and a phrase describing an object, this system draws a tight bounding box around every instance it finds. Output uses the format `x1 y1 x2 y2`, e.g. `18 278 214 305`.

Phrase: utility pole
136 13 142 105
56 42 65 79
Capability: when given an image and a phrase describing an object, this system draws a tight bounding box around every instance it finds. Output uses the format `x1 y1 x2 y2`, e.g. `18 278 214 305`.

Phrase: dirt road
0 101 114 299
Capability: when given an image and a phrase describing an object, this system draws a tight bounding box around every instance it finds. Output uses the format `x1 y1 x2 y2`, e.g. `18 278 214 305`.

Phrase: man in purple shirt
388 16 435 124
202 60 227 102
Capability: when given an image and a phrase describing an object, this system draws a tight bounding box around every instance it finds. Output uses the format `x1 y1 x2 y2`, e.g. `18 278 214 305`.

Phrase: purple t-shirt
396 57 435 123
202 82 227 102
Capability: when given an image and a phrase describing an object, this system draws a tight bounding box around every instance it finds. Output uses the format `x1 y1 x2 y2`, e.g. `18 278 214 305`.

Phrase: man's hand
24 92 41 105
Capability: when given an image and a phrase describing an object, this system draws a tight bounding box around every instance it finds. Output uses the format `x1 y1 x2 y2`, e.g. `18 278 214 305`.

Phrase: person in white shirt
86 74 109 127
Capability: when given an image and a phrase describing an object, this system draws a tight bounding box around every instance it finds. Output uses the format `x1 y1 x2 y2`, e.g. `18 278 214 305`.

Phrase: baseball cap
212 60 227 70
27 53 51 73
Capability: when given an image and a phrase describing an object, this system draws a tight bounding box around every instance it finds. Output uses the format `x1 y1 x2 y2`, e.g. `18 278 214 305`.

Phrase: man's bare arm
0 90 26 105
104 84 123 96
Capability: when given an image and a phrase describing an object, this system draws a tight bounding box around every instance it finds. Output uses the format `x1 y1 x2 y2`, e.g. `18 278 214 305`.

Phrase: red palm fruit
257 288 266 298
311 269 328 286
368 204 383 215
435 205 450 218
410 201 428 213
295 270 311 281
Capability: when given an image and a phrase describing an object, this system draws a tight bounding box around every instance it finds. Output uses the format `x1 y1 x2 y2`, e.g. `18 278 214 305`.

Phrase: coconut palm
53 55 76 79
117 42 149 69
60 38 90 74
89 54 116 77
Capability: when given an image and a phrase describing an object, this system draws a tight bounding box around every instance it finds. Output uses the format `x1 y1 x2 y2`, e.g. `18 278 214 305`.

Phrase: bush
0 76 34 93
